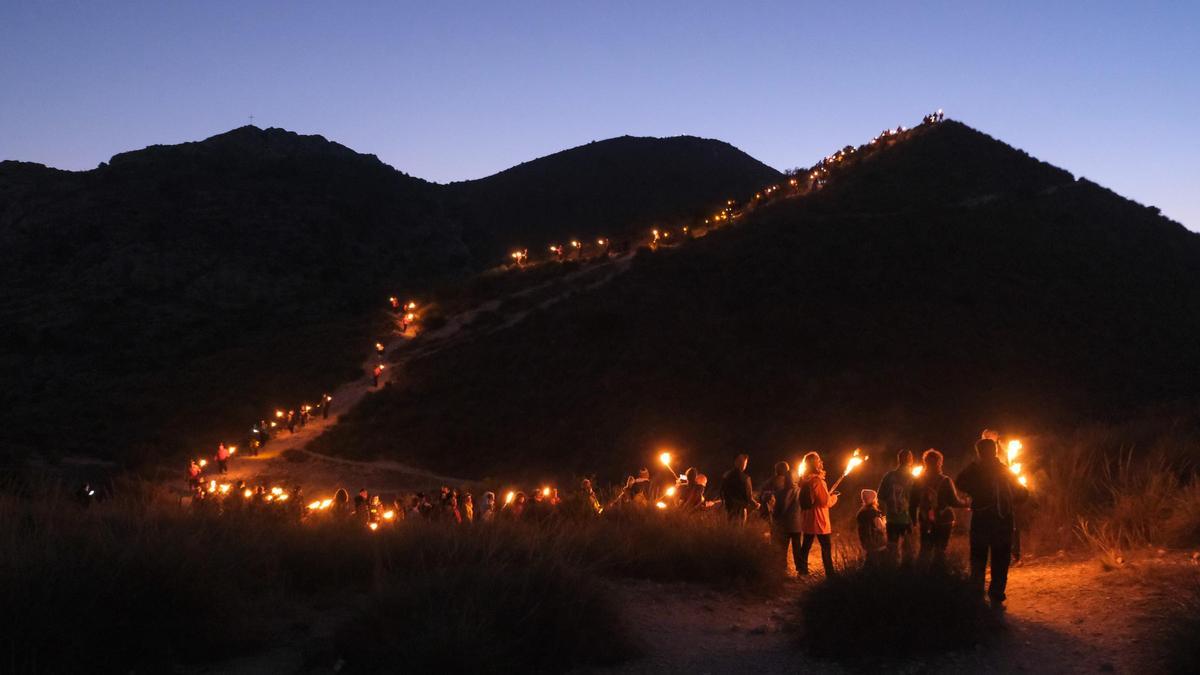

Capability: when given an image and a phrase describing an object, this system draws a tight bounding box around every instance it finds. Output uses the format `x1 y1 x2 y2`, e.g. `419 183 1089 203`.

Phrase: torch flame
655 501 668 510
243 489 253 499
911 465 924 478
505 491 515 505
320 499 333 509
1007 439 1022 464
383 510 395 520
368 522 379 531
665 486 677 497
1009 463 1023 475
843 448 868 477
659 452 672 467
541 487 551 498
308 500 322 510
1018 475 1029 487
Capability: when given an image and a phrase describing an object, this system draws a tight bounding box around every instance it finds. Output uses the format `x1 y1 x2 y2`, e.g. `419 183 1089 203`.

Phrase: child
856 489 888 563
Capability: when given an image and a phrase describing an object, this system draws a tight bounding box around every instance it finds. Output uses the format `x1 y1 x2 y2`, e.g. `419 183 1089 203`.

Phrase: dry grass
0 482 776 673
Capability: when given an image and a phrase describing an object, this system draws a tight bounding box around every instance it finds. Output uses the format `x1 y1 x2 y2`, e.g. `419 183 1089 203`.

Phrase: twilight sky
2 1 1197 228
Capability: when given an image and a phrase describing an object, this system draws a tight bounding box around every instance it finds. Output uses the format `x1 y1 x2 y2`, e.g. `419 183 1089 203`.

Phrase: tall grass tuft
792 563 989 659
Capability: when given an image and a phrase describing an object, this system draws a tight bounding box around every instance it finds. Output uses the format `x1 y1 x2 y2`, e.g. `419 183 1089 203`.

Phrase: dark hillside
443 135 783 265
0 127 469 463
313 121 1200 480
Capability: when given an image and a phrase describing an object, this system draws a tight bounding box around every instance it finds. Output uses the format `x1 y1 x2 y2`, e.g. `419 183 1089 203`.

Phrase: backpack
918 475 953 525
884 472 909 518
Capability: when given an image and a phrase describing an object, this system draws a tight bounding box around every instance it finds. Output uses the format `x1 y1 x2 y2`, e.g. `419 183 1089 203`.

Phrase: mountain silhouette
311 121 1200 480
0 127 781 464
444 135 782 265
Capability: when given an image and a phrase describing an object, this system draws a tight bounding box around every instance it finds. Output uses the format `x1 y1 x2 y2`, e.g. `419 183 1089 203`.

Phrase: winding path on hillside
218 252 636 493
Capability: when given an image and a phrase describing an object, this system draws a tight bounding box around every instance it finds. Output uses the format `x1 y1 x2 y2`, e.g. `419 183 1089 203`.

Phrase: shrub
793 563 988 659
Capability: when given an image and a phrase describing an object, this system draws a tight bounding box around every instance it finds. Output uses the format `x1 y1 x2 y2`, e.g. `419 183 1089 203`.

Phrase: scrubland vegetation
0 481 780 673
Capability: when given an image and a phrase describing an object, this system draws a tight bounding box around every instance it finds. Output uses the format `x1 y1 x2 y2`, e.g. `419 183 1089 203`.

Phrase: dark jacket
857 505 887 551
878 469 915 526
956 456 1029 522
720 468 754 512
771 477 804 534
908 473 969 527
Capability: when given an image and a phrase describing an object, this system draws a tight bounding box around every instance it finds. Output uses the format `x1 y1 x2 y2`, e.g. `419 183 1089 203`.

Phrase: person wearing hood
797 452 838 576
956 438 1029 607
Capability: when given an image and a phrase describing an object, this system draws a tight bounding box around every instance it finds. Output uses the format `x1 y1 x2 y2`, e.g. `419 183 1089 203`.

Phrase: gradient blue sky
2 1 1197 228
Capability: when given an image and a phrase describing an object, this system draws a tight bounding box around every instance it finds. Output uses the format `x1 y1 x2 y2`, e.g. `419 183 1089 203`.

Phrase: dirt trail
583 554 1198 674
217 254 634 494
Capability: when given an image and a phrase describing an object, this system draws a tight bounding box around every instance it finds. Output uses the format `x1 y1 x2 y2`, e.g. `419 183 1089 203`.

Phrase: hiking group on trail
178 418 1028 608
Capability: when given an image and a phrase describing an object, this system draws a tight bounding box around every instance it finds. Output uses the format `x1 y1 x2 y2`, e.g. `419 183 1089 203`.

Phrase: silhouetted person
909 449 968 566
878 449 917 564
956 438 1029 607
719 453 756 524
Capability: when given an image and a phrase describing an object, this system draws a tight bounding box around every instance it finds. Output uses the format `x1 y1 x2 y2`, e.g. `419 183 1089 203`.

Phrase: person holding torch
797 452 838 577
956 438 1030 608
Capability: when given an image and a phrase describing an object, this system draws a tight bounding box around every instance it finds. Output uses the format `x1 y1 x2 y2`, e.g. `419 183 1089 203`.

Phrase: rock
701 604 716 612
750 624 770 635
1099 663 1115 672
729 624 741 632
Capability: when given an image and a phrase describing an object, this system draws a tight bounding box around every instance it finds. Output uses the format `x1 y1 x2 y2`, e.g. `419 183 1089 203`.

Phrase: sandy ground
583 553 1199 675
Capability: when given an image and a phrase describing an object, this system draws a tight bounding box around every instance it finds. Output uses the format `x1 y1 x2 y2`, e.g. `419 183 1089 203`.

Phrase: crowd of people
181 419 1027 609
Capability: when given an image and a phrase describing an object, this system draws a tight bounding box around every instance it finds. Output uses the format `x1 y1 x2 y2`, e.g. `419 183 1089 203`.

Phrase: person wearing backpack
797 452 838 576
877 449 917 564
956 438 1029 607
908 449 969 566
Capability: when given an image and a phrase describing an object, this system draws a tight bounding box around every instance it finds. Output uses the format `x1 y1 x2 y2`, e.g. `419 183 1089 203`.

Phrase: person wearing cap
856 489 887 564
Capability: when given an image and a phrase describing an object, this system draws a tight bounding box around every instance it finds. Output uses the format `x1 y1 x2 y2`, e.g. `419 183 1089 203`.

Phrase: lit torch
829 448 868 493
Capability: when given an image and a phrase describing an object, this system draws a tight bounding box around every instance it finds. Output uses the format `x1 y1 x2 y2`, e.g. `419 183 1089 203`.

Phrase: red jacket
800 474 838 534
